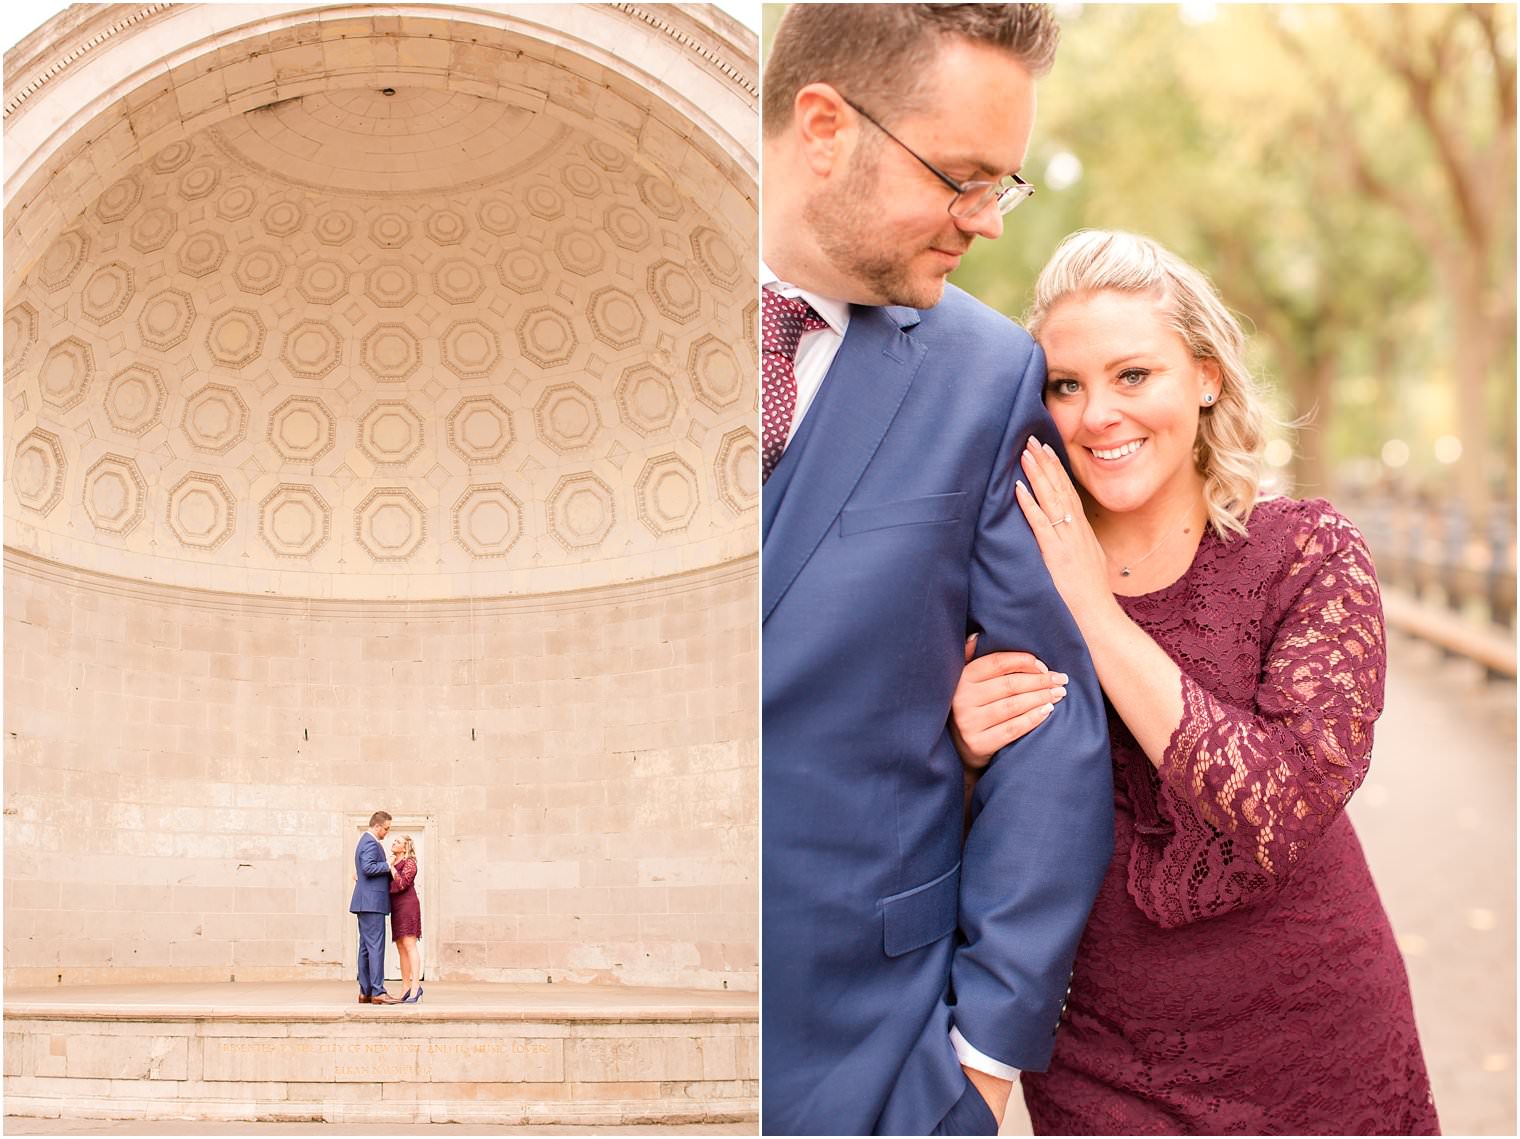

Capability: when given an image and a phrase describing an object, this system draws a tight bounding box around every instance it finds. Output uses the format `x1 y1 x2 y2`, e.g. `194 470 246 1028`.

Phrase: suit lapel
762 304 925 622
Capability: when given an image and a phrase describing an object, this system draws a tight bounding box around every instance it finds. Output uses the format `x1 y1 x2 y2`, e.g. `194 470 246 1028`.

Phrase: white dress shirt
761 261 1020 1086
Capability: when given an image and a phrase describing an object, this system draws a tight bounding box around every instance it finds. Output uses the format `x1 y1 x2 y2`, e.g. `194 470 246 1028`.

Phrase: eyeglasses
840 96 1034 220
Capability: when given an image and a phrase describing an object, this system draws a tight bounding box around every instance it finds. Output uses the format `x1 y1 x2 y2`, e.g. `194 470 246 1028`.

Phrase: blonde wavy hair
1025 230 1270 539
392 835 415 861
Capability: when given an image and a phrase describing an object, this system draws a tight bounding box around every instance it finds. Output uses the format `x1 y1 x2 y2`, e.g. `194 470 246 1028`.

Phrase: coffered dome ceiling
4 13 757 601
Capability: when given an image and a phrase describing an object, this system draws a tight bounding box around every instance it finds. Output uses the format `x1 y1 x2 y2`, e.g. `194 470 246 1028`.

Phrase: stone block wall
3 1007 757 1124
3 551 757 990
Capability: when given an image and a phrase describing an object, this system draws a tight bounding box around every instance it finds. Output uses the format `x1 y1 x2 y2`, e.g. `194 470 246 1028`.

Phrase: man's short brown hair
368 811 392 827
763 4 1060 136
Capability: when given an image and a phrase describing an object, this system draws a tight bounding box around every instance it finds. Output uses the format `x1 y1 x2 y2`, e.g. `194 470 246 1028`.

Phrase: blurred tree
955 4 1514 510
1271 5 1516 518
761 2 783 60
762 4 1514 512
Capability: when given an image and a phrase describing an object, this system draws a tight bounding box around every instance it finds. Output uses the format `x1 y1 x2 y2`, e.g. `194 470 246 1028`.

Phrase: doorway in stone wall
342 815 436 985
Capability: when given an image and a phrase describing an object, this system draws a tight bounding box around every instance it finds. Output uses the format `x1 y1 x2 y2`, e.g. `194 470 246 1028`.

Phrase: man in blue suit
761 6 1114 1134
351 810 397 1005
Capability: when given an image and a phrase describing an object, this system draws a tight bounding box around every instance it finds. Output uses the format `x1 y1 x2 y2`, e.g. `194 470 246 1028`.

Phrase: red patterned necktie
761 289 828 483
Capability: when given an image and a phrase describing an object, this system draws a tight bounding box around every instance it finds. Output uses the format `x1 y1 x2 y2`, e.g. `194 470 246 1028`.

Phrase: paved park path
1350 632 1515 1137
1006 630 1516 1136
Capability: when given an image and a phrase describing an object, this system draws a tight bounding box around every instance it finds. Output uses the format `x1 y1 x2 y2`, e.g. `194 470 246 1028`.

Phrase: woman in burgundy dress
388 835 423 1003
950 230 1437 1135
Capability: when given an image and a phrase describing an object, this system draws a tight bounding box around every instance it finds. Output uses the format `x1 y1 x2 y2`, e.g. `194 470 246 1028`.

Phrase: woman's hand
950 634 1068 770
1014 437 1119 628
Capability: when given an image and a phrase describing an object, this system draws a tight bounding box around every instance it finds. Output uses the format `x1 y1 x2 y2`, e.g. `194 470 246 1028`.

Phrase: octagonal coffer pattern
81 263 135 325
534 384 603 454
12 429 66 515
546 473 615 551
84 455 147 534
636 453 700 536
454 484 523 558
167 472 237 550
715 427 760 515
104 365 168 437
260 483 332 557
4 303 38 374
447 396 514 464
355 487 427 561
361 324 422 382
39 337 94 411
182 383 250 455
5 123 757 594
138 289 195 352
281 320 342 381
206 309 266 369
268 396 337 464
235 247 287 295
358 400 427 467
95 175 142 223
615 365 679 438
36 229 89 292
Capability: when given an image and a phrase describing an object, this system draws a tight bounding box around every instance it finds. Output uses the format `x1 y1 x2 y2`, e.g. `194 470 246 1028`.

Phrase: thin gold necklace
1105 506 1202 578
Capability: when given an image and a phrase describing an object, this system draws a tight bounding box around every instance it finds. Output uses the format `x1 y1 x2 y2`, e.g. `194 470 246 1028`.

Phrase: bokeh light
1044 151 1084 192
1264 439 1294 469
1179 2 1218 26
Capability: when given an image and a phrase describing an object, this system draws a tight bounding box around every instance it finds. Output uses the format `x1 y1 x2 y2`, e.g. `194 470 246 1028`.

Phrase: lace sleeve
1128 509 1386 927
389 858 416 893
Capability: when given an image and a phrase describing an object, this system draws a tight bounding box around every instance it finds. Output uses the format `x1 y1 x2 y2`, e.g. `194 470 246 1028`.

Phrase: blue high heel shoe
404 984 424 1003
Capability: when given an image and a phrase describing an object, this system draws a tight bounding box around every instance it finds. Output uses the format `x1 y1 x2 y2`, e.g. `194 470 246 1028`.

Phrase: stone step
4 981 758 1126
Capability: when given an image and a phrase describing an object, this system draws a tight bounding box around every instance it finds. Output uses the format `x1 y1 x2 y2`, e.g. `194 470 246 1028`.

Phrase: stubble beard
804 152 951 310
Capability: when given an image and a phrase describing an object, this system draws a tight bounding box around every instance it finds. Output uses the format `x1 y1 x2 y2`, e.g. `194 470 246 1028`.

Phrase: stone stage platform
3 981 757 1127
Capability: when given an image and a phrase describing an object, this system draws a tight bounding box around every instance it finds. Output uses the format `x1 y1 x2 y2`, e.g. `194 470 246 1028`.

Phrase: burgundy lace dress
388 858 421 941
1022 497 1438 1136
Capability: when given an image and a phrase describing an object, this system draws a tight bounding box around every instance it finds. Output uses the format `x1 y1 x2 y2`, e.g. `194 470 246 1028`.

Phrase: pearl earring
1202 393 1215 406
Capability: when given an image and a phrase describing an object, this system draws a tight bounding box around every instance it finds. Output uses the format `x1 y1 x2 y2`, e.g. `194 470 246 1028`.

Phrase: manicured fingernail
1016 479 1028 493
1051 686 1067 699
1033 660 1047 672
1052 672 1068 685
1038 702 1053 716
1042 442 1058 459
1025 436 1039 452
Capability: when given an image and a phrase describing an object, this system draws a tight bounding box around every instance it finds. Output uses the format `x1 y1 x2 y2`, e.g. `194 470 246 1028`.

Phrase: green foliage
949 4 1515 499
761 4 784 66
762 3 1515 500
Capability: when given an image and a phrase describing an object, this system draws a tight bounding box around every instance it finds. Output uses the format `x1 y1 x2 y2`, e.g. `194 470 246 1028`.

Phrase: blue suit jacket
349 833 392 915
761 285 1114 1135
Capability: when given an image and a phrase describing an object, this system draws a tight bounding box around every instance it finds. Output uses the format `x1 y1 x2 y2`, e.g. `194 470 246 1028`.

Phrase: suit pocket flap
840 492 966 536
880 861 960 958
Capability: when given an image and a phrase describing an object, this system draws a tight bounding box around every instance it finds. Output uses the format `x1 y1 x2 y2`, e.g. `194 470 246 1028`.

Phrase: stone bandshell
1 6 761 1076
3 4 756 604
